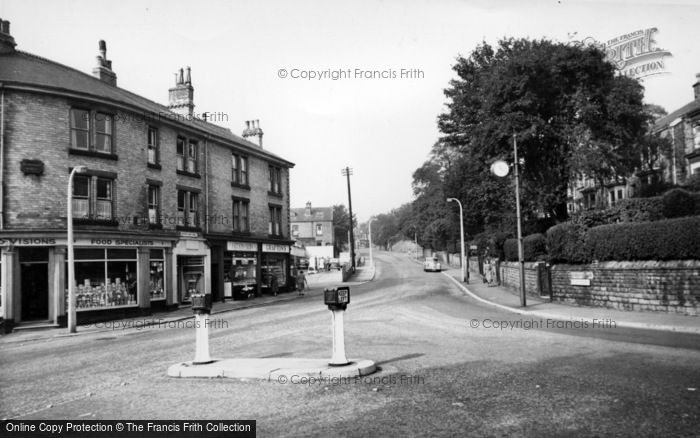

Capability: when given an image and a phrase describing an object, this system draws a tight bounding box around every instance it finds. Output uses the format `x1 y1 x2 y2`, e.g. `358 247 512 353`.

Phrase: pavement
0 263 376 344
442 266 700 335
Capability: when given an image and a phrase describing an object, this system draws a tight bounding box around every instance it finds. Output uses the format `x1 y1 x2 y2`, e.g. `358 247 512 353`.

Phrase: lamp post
341 167 356 272
67 165 87 333
490 134 526 307
446 198 467 283
368 217 374 267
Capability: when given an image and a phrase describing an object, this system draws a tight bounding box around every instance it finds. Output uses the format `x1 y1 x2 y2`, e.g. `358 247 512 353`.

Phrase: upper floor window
72 175 114 221
147 127 159 165
269 166 282 195
148 185 160 224
269 205 282 236
70 109 114 155
232 198 250 233
316 223 323 236
176 137 186 171
177 190 199 228
232 154 249 186
187 140 198 173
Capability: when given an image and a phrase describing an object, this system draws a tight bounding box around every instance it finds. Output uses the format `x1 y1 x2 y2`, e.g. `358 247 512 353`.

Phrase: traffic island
168 286 377 380
167 358 377 380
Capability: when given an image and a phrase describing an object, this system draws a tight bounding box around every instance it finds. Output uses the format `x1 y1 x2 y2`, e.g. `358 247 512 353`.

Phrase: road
1 251 699 437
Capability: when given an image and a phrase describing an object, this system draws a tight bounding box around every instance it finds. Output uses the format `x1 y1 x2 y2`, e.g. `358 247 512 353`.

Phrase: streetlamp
490 133 526 307
67 165 87 333
446 198 467 283
368 217 375 267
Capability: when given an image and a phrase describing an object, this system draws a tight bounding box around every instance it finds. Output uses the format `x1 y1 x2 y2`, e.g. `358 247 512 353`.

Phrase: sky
2 0 699 222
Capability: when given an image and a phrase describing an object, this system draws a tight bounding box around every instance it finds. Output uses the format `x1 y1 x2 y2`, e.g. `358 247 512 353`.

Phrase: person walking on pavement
297 270 308 296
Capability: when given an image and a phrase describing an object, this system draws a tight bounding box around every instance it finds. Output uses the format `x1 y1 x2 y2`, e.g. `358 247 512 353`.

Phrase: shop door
20 248 49 321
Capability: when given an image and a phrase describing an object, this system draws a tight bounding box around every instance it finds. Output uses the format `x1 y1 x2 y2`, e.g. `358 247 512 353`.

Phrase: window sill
69 148 119 161
177 170 201 179
73 218 119 227
147 162 162 170
231 182 251 190
268 191 283 198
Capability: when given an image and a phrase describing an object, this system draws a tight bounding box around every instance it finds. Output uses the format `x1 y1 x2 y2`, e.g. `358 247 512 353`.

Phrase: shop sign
0 237 64 246
75 238 170 247
263 243 290 253
227 241 258 252
179 231 200 238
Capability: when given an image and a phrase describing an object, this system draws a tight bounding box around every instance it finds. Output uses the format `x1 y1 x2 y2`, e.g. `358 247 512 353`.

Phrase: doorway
19 247 49 321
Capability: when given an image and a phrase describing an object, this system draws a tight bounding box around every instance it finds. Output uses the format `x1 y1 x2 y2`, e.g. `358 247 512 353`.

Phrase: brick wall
550 261 700 316
3 90 290 237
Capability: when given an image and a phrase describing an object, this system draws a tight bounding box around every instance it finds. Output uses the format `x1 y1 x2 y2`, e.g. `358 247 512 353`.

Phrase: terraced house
0 19 294 332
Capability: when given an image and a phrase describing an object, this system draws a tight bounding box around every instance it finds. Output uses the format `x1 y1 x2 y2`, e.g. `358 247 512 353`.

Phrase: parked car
423 256 442 272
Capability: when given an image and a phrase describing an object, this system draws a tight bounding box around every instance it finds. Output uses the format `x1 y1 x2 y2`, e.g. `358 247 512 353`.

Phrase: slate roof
290 207 334 223
654 98 700 131
0 49 294 167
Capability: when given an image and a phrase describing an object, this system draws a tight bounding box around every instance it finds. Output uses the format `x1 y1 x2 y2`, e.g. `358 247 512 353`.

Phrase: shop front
0 233 176 332
261 243 290 295
224 241 258 300
173 233 211 305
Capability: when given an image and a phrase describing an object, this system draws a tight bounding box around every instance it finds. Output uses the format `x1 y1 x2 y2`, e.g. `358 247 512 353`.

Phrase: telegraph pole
341 167 356 272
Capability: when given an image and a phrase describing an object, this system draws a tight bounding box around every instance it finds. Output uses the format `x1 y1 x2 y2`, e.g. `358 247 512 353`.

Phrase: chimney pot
92 39 116 86
185 66 191 84
168 67 195 117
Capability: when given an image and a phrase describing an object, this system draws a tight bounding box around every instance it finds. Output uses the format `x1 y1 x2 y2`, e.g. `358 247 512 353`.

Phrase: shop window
67 248 137 310
72 175 114 221
149 249 165 300
147 127 159 165
262 253 287 292
148 185 160 224
224 252 257 298
269 205 282 236
233 198 250 232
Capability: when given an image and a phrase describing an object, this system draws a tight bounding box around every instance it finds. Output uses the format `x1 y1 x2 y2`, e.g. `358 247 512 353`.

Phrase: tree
332 204 355 255
437 38 649 223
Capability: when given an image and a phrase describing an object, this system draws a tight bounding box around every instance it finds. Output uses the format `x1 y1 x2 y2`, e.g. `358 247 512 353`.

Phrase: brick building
290 202 334 247
0 19 294 332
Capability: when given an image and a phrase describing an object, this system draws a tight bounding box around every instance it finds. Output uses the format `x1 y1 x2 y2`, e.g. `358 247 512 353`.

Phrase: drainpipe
204 135 209 234
0 84 5 230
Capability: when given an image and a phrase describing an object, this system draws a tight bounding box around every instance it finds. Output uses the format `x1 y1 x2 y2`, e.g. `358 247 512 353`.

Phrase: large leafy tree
438 38 648 223
332 204 355 254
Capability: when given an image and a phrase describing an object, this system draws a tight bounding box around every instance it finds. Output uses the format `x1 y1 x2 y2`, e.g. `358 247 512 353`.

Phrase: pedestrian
297 270 308 296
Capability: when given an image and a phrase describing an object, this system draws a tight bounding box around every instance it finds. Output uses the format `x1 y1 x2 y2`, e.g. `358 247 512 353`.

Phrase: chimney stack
242 119 264 148
0 19 17 55
168 66 195 117
92 40 117 86
305 202 312 216
694 73 700 100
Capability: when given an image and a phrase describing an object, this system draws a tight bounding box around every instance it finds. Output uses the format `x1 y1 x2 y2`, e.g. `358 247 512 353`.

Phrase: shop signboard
263 243 290 253
227 241 258 252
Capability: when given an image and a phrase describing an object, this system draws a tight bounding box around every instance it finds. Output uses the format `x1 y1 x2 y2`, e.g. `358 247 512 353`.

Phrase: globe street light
446 198 467 283
67 165 87 333
490 133 526 307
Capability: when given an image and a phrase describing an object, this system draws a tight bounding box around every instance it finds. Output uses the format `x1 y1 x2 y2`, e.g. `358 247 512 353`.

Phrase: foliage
332 204 356 254
503 233 547 261
585 216 700 261
545 223 588 263
662 188 700 218
683 173 700 192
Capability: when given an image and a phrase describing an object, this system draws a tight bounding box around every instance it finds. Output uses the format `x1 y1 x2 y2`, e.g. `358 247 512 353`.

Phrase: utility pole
341 167 356 272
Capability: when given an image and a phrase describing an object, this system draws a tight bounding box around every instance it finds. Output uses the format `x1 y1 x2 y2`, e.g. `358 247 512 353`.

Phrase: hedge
504 233 547 261
662 188 700 218
545 223 588 263
585 215 700 262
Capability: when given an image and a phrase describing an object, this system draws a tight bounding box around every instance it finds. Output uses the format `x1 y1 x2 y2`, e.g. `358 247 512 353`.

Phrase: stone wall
550 261 700 316
494 260 699 316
